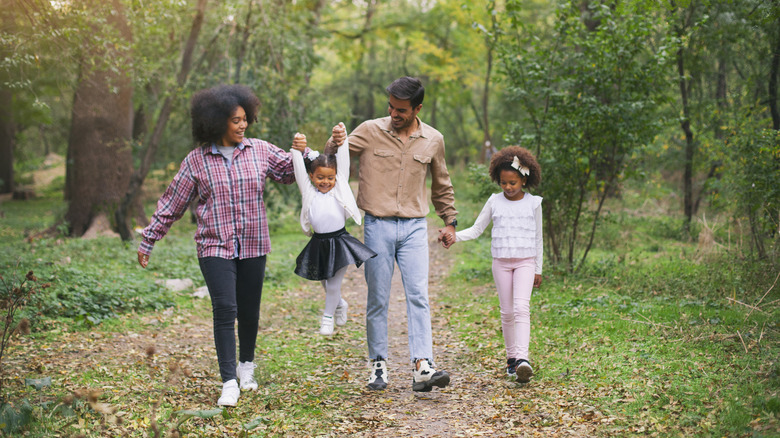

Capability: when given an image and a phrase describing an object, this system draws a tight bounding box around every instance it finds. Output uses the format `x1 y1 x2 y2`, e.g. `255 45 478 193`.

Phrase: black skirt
294 228 377 281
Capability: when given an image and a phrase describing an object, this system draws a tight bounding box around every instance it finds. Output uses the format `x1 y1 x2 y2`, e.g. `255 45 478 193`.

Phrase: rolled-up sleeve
429 135 457 225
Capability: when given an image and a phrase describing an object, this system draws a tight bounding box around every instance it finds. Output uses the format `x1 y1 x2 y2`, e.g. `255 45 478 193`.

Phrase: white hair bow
307 150 320 160
511 156 530 176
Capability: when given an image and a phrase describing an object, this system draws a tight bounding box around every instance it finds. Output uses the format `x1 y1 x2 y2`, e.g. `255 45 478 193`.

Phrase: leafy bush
0 235 174 328
502 0 671 271
590 252 776 303
43 267 172 325
464 162 496 205
716 123 780 260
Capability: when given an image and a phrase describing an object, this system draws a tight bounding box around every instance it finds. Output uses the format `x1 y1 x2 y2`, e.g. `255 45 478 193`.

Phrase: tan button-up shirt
344 116 457 225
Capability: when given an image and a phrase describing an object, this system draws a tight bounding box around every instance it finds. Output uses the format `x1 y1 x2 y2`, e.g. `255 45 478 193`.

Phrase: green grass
1 170 778 436
0 187 372 436
445 190 779 437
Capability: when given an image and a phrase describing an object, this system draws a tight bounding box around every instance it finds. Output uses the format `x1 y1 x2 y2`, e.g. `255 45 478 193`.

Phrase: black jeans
198 256 266 382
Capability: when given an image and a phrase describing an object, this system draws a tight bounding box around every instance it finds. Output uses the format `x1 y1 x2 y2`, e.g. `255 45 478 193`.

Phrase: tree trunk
693 54 728 215
233 0 254 84
770 16 780 131
0 89 13 194
115 0 208 240
676 26 695 233
65 0 134 237
480 44 493 163
479 0 499 163
349 0 377 130
0 1 15 195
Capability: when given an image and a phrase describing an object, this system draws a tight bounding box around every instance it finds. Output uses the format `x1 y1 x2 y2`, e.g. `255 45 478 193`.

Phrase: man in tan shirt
330 76 457 392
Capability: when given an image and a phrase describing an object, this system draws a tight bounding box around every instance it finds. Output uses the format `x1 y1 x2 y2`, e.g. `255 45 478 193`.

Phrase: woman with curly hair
136 84 310 406
449 145 543 384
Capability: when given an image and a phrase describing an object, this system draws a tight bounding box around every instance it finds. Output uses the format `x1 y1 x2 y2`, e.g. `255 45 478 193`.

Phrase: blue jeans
364 214 433 364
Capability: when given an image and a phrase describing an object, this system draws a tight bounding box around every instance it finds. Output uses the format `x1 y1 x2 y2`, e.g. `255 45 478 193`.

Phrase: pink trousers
491 257 535 361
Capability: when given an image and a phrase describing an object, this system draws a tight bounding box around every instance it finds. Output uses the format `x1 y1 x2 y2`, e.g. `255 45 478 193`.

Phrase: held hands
437 226 456 249
291 132 307 152
331 122 346 147
137 251 149 268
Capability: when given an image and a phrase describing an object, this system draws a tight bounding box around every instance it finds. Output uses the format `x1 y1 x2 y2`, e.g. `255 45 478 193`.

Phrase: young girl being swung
446 146 542 383
291 123 376 335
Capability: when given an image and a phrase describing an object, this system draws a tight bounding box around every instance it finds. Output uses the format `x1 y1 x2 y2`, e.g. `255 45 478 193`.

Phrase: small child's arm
454 195 495 242
290 133 314 197
534 199 543 287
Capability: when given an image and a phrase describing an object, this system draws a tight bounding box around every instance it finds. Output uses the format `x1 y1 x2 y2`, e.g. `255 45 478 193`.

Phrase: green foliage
501 0 672 271
44 266 172 325
465 162 496 204
445 183 779 436
714 118 780 259
0 198 175 326
0 399 33 434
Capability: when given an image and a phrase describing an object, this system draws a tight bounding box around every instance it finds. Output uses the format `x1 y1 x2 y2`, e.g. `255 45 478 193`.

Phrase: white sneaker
334 300 348 326
237 361 258 390
217 379 239 407
367 357 387 390
412 359 450 392
319 315 334 336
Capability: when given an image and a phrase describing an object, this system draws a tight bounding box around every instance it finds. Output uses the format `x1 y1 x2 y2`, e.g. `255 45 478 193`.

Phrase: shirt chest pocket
408 154 432 177
369 149 398 174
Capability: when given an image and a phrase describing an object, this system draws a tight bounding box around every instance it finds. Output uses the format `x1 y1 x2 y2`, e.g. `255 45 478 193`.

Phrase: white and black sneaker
334 299 348 326
367 357 388 390
412 359 450 392
506 358 518 377
515 359 534 384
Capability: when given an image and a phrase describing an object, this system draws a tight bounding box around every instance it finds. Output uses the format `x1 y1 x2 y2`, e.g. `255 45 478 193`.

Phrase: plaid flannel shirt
139 138 297 259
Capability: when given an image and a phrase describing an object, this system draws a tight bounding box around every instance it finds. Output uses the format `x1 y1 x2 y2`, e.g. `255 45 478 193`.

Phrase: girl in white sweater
291 124 376 336
453 146 542 383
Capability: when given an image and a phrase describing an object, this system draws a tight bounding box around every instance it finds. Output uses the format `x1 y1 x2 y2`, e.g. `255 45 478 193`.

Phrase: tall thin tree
115 0 208 240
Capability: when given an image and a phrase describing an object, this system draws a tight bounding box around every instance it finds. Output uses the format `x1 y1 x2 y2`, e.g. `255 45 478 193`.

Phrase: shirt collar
207 140 248 155
382 116 427 140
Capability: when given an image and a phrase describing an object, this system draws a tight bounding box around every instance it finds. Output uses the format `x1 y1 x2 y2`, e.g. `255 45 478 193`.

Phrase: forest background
0 0 778 436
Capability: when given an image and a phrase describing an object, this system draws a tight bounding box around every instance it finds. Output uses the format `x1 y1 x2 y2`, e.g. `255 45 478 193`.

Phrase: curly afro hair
190 84 261 146
488 146 541 189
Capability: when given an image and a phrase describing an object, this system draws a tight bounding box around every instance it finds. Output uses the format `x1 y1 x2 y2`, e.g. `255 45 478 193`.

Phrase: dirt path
310 222 605 437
